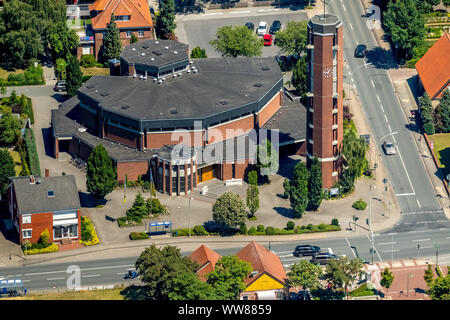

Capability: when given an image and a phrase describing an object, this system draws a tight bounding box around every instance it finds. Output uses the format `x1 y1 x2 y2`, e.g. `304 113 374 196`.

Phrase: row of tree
419 90 450 135
424 264 450 300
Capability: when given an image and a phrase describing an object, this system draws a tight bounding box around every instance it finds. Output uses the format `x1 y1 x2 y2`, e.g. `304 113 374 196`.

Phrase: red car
263 34 273 46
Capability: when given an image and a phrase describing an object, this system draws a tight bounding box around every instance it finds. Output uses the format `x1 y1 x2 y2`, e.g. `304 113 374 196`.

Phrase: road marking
396 146 416 195
280 258 302 263
24 264 135 276
417 199 421 208
275 251 294 255
22 280 30 283
278 254 294 258
345 238 357 258
392 135 396 143
228 10 250 14
371 79 375 88
384 114 389 123
420 246 434 249
446 237 450 239
343 4 346 11
377 95 381 103
412 239 430 242
202 12 223 16
351 76 354 83
47 277 65 281
258 8 280 12
395 193 416 196
82 274 101 278
388 124 392 132
377 242 396 245
349 22 353 30
381 249 400 253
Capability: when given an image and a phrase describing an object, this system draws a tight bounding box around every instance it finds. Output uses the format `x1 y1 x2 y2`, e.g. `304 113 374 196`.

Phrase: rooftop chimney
45 169 50 177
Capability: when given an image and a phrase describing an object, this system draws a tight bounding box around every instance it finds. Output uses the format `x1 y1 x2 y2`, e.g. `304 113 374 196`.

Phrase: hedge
130 232 149 240
24 243 59 255
117 216 144 228
25 97 34 124
24 128 40 176
348 283 377 297
0 79 45 87
80 216 99 246
352 199 367 210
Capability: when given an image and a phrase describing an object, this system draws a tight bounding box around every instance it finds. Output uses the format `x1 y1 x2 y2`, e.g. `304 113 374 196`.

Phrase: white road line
82 275 101 278
388 124 392 132
446 237 450 239
417 199 421 208
371 80 375 88
24 264 135 276
278 254 294 258
343 4 346 11
377 95 381 103
345 238 357 258
380 104 385 112
349 22 353 30
395 193 416 196
22 280 30 283
382 249 400 253
392 135 397 143
420 246 434 249
228 10 250 14
351 76 354 83
47 277 65 281
396 146 416 195
384 114 389 123
377 242 396 245
202 12 223 16
280 258 302 263
275 251 294 255
412 239 431 242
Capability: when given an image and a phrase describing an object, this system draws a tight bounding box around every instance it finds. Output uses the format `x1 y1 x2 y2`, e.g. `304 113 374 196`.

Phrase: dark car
310 253 339 265
245 22 254 32
269 20 281 34
54 80 66 92
293 245 321 257
354 44 367 58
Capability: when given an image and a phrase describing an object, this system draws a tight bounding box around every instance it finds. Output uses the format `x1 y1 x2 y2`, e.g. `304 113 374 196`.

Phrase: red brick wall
146 131 204 149
105 124 139 149
20 212 53 244
208 115 254 144
117 161 149 183
258 91 282 127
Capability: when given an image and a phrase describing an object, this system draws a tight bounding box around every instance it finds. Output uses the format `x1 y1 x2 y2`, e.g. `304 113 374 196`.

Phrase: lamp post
369 184 376 265
435 244 440 267
188 197 193 238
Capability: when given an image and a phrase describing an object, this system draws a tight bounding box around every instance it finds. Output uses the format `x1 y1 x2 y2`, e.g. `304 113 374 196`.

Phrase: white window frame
138 29 144 38
22 214 31 224
126 30 132 38
22 229 32 239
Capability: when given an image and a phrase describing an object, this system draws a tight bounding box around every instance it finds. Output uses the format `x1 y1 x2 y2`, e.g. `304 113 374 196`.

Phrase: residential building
7 174 81 245
78 0 154 59
52 39 307 196
306 14 344 189
189 244 222 281
415 32 450 101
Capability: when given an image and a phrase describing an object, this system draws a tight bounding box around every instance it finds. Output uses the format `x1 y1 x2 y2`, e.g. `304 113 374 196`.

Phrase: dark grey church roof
10 175 81 215
77 57 282 122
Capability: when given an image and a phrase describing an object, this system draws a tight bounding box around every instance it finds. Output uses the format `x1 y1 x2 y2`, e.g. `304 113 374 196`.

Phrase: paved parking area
176 11 308 58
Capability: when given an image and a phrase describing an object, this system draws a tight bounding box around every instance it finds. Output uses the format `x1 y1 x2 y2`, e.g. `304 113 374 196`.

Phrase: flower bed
24 243 59 255
80 216 99 246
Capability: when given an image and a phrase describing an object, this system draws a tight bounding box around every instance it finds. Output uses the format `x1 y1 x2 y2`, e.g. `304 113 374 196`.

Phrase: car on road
245 22 254 32
257 21 268 36
310 252 339 265
269 20 281 34
293 245 321 257
354 44 367 58
382 140 396 155
54 80 66 92
263 34 273 46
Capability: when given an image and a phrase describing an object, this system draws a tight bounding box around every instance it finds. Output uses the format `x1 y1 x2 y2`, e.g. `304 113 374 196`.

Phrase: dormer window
115 15 130 21
48 190 55 197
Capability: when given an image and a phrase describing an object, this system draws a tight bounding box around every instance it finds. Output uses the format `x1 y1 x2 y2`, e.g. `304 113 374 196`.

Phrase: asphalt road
328 0 446 232
1 229 449 292
176 8 308 58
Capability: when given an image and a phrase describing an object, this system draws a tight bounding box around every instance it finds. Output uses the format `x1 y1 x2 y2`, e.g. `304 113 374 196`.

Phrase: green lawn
81 67 110 77
429 133 450 176
9 150 22 175
0 68 25 81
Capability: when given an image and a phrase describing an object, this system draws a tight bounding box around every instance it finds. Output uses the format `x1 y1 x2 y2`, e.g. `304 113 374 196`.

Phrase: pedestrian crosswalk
275 248 334 270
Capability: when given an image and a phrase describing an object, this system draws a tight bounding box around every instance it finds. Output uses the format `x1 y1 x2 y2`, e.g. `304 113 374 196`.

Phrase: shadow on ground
438 147 450 177
41 127 54 157
273 206 295 219
120 285 151 300
365 47 397 70
79 192 107 208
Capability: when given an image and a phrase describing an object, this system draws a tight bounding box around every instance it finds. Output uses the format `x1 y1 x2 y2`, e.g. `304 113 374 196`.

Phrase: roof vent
178 73 182 76
158 79 162 84
141 53 145 56
153 78 157 82
173 51 178 54
150 57 155 61
250 271 259 278
254 83 263 87
186 69 191 74
152 51 163 56
189 60 193 64
218 100 229 105
170 109 177 114
121 105 130 110
155 41 159 44
164 46 169 49
262 66 270 71
193 69 198 73
173 74 177 78
36 178 42 184
143 45 149 49
100 92 109 97
132 48 136 51
86 84 94 89
47 190 55 197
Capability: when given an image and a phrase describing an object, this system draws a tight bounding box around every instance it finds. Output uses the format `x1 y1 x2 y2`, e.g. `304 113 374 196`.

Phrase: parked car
382 140 396 155
269 20 281 34
54 80 66 92
257 21 268 36
293 245 321 257
263 34 273 46
245 22 255 31
354 44 367 58
310 252 339 265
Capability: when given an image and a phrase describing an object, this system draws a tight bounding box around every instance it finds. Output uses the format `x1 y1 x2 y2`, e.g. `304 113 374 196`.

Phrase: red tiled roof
236 241 287 286
189 245 221 281
91 0 153 30
416 33 450 100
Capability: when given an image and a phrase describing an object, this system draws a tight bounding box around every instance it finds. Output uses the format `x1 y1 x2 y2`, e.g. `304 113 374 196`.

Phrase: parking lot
176 11 308 58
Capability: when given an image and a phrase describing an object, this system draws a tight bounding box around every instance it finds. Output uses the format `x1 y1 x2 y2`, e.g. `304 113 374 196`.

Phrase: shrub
405 58 420 68
256 225 265 233
239 223 247 235
317 223 327 231
248 227 256 235
294 226 301 234
307 224 314 230
352 199 367 210
265 226 276 235
80 54 97 68
129 232 149 240
82 75 93 83
7 73 25 83
172 228 192 236
24 64 44 82
331 218 339 226
348 282 377 297
146 198 166 215
39 229 50 245
80 216 99 246
248 215 257 221
24 243 59 255
193 225 208 236
286 221 295 230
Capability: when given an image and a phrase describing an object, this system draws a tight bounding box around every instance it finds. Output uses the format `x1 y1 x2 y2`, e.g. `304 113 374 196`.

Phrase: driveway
176 10 308 58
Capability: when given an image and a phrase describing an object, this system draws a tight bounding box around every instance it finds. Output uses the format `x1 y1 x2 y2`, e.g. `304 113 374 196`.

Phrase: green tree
135 244 199 300
86 144 116 200
419 93 435 135
308 156 323 211
0 112 21 146
273 21 308 55
168 272 217 300
39 228 50 245
19 159 30 176
283 178 290 198
130 33 139 45
210 25 263 58
46 22 79 59
0 149 15 195
55 58 67 80
383 0 426 60
424 264 434 285
287 259 323 292
102 14 122 62
212 192 246 231
340 129 367 193
207 255 253 300
190 46 207 58
65 54 83 97
288 162 309 218
0 82 6 97
444 0 450 7
427 274 450 300
324 256 364 300
434 89 450 133
291 56 307 98
156 0 176 39
246 184 259 217
248 170 258 186
380 268 394 297
127 192 147 222
257 138 279 183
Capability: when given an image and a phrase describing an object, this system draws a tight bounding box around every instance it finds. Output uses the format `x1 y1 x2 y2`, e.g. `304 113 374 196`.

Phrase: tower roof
309 14 342 35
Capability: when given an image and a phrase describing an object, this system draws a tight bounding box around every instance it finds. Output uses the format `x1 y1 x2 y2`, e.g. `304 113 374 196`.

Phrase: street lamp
435 244 440 267
188 197 193 238
369 184 376 265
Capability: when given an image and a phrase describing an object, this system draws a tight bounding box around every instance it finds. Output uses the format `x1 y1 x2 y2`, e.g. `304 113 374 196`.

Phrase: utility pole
435 244 440 267
369 184 376 265
417 244 420 260
188 197 193 238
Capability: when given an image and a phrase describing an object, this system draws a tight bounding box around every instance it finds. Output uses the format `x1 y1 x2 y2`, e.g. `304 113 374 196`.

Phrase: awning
53 218 78 227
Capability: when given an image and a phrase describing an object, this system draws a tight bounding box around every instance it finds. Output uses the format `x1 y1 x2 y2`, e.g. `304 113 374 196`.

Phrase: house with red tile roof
236 241 287 300
415 33 450 101
189 244 222 281
78 0 155 59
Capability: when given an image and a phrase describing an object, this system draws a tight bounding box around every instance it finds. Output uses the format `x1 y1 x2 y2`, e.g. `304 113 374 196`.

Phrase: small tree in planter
380 268 394 298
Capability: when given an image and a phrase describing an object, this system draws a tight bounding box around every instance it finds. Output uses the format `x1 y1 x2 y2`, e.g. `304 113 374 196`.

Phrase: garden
0 64 45 87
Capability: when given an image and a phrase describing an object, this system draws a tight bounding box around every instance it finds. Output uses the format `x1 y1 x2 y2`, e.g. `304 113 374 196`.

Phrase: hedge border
24 128 40 176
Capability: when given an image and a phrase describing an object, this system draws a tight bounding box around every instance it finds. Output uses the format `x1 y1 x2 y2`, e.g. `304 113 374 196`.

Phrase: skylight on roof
48 190 55 197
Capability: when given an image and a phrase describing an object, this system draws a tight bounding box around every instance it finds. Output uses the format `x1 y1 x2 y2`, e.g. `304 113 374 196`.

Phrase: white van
257 21 268 36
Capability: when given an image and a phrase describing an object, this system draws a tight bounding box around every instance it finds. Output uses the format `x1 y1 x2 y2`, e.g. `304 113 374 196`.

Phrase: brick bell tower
306 14 344 189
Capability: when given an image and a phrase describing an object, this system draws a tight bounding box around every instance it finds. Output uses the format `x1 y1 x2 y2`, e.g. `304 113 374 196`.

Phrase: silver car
383 141 396 155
